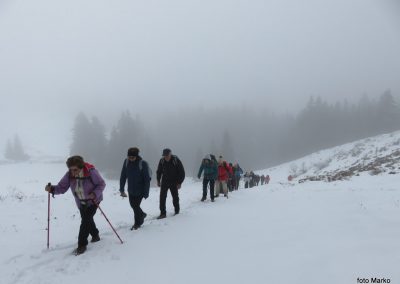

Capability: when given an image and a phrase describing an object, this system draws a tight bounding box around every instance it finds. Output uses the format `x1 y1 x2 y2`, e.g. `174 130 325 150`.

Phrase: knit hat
66 155 85 169
162 148 172 157
127 147 139 157
204 154 211 160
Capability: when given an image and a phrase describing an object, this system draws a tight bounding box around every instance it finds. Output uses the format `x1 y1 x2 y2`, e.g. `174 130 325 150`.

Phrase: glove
88 192 96 200
120 192 128 198
197 176 201 180
157 181 161 187
144 194 149 199
45 184 54 193
177 184 182 190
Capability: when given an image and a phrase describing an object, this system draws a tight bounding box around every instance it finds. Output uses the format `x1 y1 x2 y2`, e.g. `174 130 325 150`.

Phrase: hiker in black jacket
156 148 185 219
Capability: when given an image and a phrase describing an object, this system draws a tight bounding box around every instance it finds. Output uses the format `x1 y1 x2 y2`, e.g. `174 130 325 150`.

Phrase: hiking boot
201 197 206 202
74 245 87 255
211 199 215 202
91 235 100 243
174 210 180 215
137 212 147 227
132 224 141 230
157 214 167 220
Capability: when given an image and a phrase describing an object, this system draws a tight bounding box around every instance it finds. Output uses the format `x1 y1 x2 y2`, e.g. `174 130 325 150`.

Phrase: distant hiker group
243 172 270 188
197 155 244 201
45 147 270 255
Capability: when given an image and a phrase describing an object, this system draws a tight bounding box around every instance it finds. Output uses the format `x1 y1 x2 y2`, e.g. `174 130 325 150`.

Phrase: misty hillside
259 130 400 183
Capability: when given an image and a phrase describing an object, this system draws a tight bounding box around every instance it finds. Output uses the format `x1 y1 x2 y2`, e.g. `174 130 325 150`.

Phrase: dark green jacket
198 159 218 180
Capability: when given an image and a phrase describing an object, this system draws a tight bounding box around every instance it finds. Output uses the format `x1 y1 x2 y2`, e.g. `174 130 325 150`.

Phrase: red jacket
68 162 95 178
218 163 232 181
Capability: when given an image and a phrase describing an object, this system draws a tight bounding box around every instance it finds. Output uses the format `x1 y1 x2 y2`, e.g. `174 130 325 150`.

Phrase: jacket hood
82 162 95 177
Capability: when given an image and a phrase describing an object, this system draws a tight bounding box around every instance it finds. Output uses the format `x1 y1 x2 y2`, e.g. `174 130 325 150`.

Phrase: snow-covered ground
1 132 400 284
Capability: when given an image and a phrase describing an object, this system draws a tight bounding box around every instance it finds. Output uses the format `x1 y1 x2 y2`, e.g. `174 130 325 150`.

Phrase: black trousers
78 205 99 247
228 179 233 192
129 195 145 226
202 179 215 200
235 177 241 190
160 184 179 215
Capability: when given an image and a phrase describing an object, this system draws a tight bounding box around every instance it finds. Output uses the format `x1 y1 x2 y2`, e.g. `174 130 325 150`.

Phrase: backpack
160 155 179 167
210 154 217 163
223 162 233 179
124 159 152 180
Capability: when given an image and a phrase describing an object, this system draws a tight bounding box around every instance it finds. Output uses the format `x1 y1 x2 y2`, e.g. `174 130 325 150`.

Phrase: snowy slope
1 132 400 284
259 131 400 183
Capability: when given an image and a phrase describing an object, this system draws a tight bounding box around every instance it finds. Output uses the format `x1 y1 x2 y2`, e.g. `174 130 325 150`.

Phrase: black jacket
156 155 185 186
119 156 151 198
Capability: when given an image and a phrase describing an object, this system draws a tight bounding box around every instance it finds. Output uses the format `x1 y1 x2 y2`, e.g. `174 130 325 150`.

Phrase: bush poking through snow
0 187 27 202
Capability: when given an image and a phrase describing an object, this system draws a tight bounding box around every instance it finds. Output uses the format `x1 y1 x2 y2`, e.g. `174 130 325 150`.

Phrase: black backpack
124 159 152 180
160 155 179 167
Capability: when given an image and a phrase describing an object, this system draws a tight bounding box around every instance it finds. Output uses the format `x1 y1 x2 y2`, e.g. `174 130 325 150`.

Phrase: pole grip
48 182 55 198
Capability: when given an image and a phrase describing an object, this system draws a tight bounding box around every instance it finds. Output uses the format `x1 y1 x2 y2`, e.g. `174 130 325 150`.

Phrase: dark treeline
70 90 400 179
70 112 159 179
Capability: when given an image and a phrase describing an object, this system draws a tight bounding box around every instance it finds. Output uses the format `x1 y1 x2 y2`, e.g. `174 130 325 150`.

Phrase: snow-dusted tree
193 147 204 178
221 130 235 163
70 113 92 157
105 111 144 178
5 135 30 161
4 139 13 160
88 116 108 167
70 113 108 167
376 89 400 132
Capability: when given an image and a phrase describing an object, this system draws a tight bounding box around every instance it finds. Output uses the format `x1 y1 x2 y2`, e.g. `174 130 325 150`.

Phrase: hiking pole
47 182 53 249
92 200 123 244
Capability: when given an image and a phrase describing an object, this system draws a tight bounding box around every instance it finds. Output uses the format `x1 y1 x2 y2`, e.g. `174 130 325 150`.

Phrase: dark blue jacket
119 156 151 198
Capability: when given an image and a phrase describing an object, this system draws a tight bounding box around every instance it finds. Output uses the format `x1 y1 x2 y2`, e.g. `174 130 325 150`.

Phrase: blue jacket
119 156 151 198
234 165 243 177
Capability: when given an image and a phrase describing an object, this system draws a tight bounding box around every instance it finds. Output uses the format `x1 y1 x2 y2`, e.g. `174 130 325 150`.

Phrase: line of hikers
44 147 267 255
243 172 271 188
197 154 244 201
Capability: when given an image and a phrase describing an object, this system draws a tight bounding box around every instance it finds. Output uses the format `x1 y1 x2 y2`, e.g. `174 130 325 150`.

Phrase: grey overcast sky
0 0 399 155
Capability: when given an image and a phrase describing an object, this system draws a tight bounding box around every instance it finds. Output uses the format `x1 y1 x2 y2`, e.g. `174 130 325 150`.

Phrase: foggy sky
0 0 399 156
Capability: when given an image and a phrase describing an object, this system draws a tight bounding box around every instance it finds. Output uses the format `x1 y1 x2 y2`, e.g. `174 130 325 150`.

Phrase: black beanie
127 147 139 157
162 148 172 156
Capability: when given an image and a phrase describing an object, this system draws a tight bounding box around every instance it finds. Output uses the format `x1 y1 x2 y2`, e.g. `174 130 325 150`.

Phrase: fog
1 0 399 174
